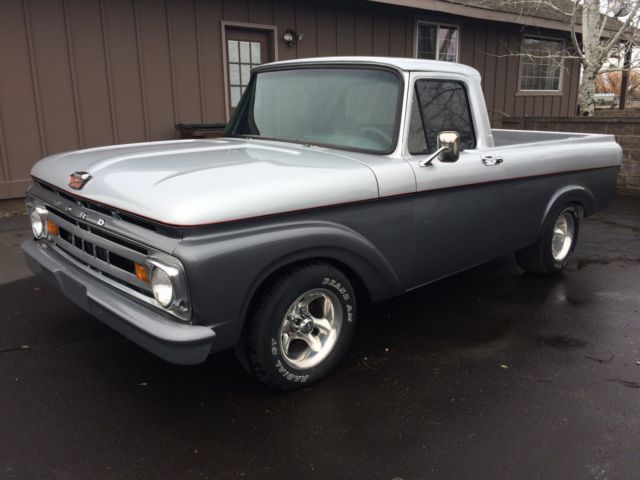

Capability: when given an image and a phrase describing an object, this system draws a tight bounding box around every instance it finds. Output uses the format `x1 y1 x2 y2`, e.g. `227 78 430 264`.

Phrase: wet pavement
1 197 639 479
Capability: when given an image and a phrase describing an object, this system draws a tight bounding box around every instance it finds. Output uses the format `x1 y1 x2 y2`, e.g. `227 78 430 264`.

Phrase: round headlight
30 209 45 238
151 267 173 308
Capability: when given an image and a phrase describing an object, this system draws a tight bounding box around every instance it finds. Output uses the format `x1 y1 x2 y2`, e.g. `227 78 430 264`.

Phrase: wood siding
0 0 579 199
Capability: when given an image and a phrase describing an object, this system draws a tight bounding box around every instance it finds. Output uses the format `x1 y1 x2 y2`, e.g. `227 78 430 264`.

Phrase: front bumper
22 239 216 365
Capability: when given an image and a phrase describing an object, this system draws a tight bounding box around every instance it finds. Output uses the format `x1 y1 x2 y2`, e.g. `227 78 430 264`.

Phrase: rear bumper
22 239 216 365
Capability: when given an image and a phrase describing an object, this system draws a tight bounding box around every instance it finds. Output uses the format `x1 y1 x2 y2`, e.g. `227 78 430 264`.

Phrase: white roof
259 56 481 78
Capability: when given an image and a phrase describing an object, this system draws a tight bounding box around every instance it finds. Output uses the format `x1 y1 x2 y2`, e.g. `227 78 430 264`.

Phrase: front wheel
515 204 580 275
238 263 356 390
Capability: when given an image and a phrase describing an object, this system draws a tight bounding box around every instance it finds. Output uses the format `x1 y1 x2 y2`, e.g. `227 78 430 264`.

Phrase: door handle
481 155 503 166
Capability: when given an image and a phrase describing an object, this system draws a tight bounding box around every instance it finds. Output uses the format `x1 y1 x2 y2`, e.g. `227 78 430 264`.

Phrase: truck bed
492 129 595 147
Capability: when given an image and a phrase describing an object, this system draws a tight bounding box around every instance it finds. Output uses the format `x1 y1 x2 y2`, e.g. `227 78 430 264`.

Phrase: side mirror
436 131 460 163
419 131 461 167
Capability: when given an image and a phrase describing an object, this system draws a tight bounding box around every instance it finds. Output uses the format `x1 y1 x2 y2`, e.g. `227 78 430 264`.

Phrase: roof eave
369 0 623 36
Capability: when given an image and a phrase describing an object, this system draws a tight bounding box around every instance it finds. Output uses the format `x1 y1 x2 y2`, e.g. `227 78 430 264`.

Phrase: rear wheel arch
540 186 594 234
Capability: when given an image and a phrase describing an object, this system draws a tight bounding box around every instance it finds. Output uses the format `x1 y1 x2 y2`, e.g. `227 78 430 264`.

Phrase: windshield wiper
228 134 292 143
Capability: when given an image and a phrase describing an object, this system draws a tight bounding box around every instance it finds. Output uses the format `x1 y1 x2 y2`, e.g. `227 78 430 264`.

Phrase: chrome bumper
22 239 215 365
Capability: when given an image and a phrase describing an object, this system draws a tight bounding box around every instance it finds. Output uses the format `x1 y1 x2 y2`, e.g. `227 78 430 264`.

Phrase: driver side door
405 75 507 286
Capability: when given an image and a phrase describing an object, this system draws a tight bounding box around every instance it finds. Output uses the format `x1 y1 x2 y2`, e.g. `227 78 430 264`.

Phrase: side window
412 79 476 154
408 93 428 155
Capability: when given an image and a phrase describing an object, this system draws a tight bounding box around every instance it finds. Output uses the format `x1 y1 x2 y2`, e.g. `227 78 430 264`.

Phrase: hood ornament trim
68 171 92 190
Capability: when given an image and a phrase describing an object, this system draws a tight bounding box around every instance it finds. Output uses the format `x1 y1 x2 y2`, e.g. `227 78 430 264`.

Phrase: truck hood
31 138 379 226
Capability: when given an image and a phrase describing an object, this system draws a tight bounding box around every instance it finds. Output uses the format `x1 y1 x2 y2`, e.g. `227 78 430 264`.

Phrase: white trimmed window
416 22 459 62
227 39 262 108
519 36 564 91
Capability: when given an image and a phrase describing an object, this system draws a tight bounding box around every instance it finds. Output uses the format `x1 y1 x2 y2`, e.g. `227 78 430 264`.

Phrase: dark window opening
416 22 459 62
409 79 476 155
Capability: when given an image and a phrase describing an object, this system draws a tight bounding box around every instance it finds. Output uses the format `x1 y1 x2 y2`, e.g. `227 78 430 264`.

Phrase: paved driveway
1 197 639 479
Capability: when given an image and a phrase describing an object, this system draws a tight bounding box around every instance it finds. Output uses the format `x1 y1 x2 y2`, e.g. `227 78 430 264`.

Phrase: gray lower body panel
22 239 216 365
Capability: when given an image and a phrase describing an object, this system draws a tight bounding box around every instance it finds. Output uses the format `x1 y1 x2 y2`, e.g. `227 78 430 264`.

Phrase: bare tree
577 0 640 114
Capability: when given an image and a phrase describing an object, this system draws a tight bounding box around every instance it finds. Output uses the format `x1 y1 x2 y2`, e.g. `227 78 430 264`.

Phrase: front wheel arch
239 247 399 334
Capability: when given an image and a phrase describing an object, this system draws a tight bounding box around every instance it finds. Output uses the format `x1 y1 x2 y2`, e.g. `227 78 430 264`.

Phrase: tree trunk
619 43 633 110
577 0 603 117
579 65 599 116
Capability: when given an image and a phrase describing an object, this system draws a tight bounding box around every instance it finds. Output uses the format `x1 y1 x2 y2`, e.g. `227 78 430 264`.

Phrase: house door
225 27 274 117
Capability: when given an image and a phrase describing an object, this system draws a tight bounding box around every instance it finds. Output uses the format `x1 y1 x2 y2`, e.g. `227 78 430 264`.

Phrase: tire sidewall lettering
321 277 354 322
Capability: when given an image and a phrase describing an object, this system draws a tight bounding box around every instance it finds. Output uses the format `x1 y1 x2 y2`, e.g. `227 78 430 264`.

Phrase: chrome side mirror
436 131 460 163
419 131 461 167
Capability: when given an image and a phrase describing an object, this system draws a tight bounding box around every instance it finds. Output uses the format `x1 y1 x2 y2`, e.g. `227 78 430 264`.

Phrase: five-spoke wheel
279 289 343 370
237 263 356 390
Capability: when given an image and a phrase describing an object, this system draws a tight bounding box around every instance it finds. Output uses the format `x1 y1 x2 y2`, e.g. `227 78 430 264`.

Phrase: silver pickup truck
23 57 621 389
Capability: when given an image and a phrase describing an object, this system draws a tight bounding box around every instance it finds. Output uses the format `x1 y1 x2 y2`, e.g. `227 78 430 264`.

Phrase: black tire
515 204 580 275
238 262 356 390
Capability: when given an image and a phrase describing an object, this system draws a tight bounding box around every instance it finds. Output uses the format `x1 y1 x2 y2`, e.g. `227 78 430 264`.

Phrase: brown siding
249 0 274 24
355 1 374 56
0 0 579 199
168 0 204 124
296 1 317 58
372 5 390 56
29 0 81 156
196 0 225 123
274 0 297 60
492 22 508 117
336 4 356 56
68 0 113 149
0 0 45 198
317 3 337 56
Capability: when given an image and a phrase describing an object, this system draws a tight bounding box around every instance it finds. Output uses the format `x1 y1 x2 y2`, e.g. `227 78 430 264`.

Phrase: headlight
146 257 190 320
151 267 173 308
29 207 46 239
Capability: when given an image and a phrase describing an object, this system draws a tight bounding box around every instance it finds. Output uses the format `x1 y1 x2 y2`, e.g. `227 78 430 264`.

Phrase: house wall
0 0 580 199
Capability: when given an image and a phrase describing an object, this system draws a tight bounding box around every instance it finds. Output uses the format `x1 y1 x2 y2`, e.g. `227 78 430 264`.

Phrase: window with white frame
227 39 262 108
416 22 459 62
519 36 564 91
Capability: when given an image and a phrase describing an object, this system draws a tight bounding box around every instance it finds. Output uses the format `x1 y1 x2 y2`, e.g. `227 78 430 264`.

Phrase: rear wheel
515 204 580 275
238 263 356 390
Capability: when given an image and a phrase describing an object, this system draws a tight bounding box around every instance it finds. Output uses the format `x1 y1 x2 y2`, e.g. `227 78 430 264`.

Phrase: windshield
226 67 403 154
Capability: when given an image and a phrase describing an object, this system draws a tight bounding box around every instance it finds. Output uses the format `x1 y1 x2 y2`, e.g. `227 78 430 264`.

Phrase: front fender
174 220 404 352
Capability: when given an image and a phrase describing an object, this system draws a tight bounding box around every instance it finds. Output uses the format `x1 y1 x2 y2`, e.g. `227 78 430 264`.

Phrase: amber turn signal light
135 263 150 283
47 220 59 236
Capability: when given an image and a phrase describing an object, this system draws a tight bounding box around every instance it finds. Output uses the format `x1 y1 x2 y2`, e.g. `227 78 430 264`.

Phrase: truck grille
46 206 153 297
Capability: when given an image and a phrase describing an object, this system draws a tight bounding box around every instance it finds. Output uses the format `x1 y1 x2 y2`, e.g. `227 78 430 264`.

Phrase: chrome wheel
551 212 575 261
279 288 343 370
